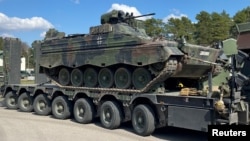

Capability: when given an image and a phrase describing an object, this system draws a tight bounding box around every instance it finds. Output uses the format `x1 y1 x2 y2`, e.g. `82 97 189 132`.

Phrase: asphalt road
0 97 207 141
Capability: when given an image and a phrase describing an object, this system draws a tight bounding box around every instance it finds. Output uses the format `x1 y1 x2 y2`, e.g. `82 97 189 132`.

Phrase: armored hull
39 10 221 92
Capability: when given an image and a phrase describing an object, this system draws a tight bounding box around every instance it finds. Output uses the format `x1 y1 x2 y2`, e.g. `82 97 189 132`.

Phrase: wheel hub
57 104 64 113
23 99 30 107
106 112 111 119
138 116 143 124
87 76 91 80
78 106 85 116
39 101 46 110
10 97 15 104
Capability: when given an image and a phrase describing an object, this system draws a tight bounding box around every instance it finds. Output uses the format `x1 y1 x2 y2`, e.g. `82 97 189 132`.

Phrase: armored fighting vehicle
39 10 221 93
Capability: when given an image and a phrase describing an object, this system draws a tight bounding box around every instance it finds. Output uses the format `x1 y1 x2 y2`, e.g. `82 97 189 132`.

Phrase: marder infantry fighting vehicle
39 10 221 93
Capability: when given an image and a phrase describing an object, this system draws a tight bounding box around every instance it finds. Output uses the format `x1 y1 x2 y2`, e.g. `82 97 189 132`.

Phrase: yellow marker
178 83 184 88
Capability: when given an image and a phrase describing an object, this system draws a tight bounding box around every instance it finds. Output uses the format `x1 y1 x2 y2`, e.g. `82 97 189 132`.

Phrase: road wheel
132 104 155 136
58 68 71 86
100 101 122 129
83 67 98 87
98 68 114 88
4 91 18 109
52 96 72 119
114 67 131 89
73 98 95 124
33 94 51 115
132 68 151 89
71 68 83 87
17 92 34 112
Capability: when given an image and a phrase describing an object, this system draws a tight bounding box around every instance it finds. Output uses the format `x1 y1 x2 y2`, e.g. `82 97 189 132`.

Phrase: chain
186 56 219 65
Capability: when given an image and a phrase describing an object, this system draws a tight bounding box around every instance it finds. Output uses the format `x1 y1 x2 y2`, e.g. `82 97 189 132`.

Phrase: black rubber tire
132 104 155 136
52 96 72 119
73 98 95 124
33 94 51 116
17 92 34 112
100 101 122 129
4 91 18 109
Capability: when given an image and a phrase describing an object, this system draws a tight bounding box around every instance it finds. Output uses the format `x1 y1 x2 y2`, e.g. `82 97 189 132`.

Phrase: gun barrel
133 13 155 18
125 13 155 20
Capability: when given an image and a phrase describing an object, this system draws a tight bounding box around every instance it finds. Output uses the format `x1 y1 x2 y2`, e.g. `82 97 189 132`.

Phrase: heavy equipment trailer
2 70 249 136
1 83 222 136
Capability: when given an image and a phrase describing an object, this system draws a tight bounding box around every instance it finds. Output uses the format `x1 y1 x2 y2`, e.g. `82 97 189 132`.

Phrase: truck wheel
73 98 95 124
33 94 51 116
100 101 122 129
132 104 155 136
18 92 34 112
52 96 72 119
4 91 18 109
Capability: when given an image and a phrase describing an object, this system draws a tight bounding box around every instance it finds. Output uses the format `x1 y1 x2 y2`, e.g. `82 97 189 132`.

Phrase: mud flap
238 102 249 125
228 112 238 125
168 106 212 132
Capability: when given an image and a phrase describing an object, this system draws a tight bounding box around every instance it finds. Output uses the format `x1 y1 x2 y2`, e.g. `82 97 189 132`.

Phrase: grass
203 71 229 90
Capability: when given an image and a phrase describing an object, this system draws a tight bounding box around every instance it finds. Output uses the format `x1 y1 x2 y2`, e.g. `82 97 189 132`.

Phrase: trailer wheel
4 91 18 109
33 94 51 116
52 96 72 119
132 104 155 136
100 101 122 129
17 92 34 112
73 98 95 124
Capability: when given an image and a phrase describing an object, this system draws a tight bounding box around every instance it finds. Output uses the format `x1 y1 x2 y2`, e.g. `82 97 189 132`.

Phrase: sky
0 0 249 46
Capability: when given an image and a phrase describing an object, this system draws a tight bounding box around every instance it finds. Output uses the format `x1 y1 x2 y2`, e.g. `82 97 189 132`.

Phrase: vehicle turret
100 10 155 25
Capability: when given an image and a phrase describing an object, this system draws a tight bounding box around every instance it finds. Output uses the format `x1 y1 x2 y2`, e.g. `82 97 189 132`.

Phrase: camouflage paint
38 10 221 86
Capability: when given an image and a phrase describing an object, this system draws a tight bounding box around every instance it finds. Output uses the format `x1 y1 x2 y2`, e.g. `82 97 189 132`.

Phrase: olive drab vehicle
39 10 221 93
234 22 250 80
236 22 250 53
235 22 250 98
